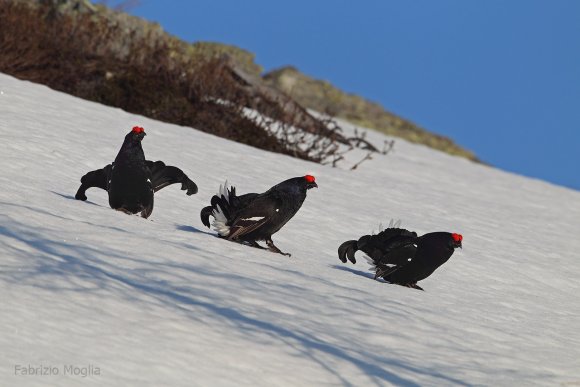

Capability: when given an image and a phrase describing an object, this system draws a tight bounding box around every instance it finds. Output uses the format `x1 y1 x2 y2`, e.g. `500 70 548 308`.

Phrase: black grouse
200 175 318 256
75 126 198 218
338 227 462 290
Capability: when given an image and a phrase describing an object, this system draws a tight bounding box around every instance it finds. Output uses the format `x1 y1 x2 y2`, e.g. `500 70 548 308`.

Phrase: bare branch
350 152 373 171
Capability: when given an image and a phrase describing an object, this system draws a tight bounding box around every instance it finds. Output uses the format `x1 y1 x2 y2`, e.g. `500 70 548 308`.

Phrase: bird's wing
146 160 198 195
358 228 418 265
358 228 414 253
381 244 418 266
234 192 259 207
75 164 113 200
374 228 416 244
226 194 282 239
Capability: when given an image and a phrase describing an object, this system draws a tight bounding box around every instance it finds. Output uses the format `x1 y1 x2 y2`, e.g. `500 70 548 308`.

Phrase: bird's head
303 175 318 190
451 233 463 249
126 126 146 142
270 175 318 195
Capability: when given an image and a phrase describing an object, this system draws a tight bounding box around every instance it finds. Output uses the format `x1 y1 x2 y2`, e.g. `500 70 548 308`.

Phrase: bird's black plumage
338 228 462 290
201 175 318 256
75 126 198 218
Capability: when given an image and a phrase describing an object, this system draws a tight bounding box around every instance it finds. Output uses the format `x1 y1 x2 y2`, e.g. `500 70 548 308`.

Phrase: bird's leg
248 241 267 250
265 238 291 257
406 283 424 291
140 193 154 219
116 208 134 215
374 264 395 281
375 266 389 280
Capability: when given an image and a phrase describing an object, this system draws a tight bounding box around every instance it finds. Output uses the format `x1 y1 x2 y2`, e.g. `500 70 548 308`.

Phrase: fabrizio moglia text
14 364 101 378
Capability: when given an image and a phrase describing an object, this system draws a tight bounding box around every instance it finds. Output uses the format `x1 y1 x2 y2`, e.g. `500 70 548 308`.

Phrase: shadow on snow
0 202 470 387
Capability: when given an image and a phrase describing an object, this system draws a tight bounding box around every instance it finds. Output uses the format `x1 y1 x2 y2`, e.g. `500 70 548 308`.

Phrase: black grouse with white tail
75 126 198 218
201 175 318 256
338 228 462 290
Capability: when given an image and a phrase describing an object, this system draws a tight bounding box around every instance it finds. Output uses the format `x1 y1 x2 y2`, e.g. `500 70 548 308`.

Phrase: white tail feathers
211 180 232 237
211 204 230 236
212 181 232 236
218 180 230 203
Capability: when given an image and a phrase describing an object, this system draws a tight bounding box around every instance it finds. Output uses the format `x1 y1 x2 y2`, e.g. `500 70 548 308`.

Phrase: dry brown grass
1 1 372 163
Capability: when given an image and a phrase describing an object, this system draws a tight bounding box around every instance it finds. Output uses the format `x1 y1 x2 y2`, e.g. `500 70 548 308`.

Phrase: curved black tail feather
200 206 214 228
200 182 238 231
338 240 359 264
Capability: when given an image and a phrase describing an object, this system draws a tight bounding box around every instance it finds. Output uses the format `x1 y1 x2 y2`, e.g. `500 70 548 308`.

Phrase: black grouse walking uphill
201 175 318 256
339 228 462 290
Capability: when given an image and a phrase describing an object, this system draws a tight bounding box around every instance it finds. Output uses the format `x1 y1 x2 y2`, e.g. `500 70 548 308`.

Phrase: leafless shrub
0 1 387 168
382 139 395 155
350 153 373 171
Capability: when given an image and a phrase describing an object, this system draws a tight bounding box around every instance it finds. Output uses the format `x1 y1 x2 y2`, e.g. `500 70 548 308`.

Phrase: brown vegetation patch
0 1 370 164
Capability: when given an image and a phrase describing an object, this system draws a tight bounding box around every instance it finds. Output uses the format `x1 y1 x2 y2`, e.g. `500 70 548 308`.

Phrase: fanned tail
200 181 237 236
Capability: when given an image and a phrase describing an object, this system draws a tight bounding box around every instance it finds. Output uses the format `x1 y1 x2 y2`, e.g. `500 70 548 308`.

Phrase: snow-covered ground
1 72 579 386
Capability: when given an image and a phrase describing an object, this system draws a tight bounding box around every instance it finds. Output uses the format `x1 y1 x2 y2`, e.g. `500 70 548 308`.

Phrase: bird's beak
307 182 318 189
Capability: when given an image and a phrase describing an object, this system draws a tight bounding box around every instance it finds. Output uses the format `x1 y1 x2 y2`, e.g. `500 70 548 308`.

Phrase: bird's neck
115 141 146 164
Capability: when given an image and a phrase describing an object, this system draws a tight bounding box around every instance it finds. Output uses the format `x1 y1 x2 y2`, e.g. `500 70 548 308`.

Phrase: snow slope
1 73 579 386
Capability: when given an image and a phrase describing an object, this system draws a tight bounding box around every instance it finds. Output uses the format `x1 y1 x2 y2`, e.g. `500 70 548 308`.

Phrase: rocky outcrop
263 66 478 161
